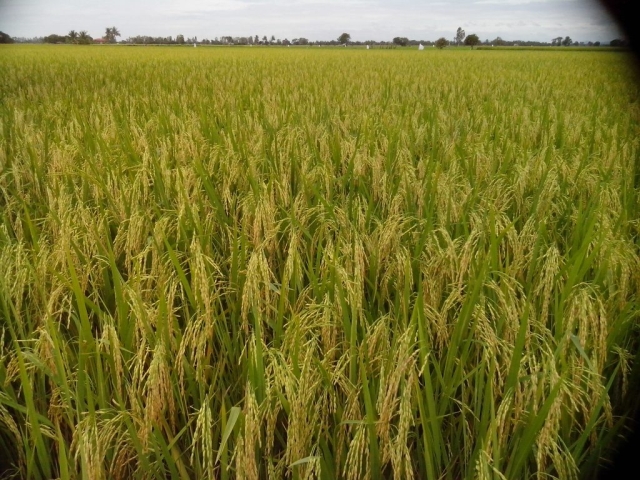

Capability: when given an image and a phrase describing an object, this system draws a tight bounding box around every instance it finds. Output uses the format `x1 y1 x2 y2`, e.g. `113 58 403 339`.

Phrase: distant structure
366 45 369 49
194 43 196 47
418 43 424 50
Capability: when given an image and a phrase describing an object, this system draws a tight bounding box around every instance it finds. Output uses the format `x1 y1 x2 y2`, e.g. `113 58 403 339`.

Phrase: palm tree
105 26 121 43
68 30 78 44
78 31 91 44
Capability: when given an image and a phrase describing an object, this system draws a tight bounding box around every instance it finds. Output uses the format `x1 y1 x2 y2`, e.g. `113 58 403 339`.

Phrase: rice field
0 45 639 479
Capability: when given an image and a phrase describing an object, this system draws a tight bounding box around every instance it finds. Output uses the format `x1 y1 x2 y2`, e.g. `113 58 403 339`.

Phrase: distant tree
392 37 409 47
435 37 448 49
254 35 259 44
594 41 601 46
105 27 121 43
177 34 185 44
262 35 268 43
610 38 625 47
44 34 65 43
492 37 506 46
338 32 351 45
78 31 92 44
464 33 480 48
562 36 572 46
68 30 78 44
270 35 276 43
0 31 14 44
298 37 309 45
455 27 466 46
552 36 563 46
10 35 43 43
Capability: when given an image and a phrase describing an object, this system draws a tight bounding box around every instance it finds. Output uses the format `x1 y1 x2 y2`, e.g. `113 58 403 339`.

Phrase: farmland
0 45 639 479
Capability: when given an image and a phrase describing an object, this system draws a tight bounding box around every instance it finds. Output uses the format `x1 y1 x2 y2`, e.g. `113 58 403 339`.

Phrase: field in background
1 46 639 479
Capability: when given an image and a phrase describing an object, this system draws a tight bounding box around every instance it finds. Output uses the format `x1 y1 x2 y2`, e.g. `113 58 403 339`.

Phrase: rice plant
0 45 639 479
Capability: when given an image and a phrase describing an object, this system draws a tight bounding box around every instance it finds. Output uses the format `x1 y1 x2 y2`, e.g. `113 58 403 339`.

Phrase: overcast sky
0 0 622 43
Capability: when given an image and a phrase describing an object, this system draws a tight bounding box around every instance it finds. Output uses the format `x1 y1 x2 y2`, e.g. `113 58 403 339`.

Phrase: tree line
35 27 120 45
1 27 628 48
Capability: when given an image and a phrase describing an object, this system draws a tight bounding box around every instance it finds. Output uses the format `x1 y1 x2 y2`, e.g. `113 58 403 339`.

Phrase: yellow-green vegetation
0 45 639 479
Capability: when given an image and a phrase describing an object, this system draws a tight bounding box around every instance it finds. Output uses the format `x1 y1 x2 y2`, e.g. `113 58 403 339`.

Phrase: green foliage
492 36 508 46
78 31 92 45
393 37 409 47
0 31 14 44
435 37 448 49
0 45 639 480
43 34 67 44
105 26 121 43
464 34 480 48
338 32 351 44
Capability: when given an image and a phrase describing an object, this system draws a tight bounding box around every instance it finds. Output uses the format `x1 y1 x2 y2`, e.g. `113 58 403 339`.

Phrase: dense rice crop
0 45 639 479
